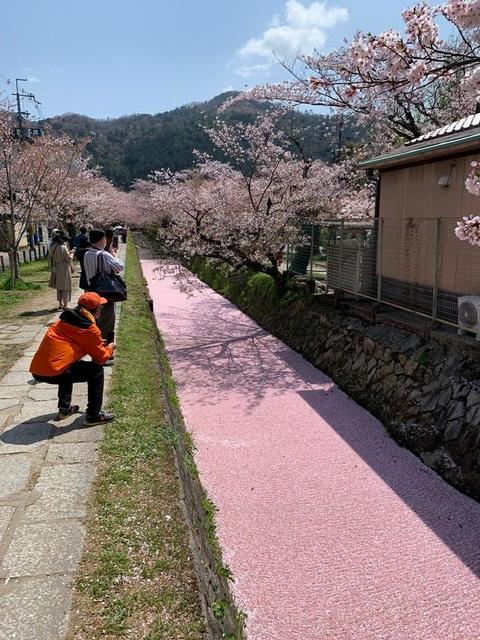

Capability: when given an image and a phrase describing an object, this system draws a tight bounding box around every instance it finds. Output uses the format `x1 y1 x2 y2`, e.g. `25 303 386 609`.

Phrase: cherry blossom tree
75 172 132 228
456 161 480 243
30 144 93 234
227 1 480 142
146 110 373 291
225 1 480 247
0 111 93 282
130 179 160 229
0 109 129 284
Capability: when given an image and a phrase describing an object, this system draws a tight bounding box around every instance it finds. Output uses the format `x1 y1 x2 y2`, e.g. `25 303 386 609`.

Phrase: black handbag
88 251 127 302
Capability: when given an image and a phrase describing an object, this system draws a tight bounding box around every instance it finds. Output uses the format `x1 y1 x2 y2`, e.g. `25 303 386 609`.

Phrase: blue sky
0 0 432 119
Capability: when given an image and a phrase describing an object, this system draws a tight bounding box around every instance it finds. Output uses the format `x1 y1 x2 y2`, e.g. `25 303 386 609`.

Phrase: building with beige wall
351 114 480 325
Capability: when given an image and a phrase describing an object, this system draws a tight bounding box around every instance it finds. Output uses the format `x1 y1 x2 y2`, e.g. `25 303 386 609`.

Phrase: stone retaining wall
192 261 480 501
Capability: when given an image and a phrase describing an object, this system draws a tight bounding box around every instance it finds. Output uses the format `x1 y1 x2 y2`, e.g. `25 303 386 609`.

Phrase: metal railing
285 217 480 328
0 244 48 273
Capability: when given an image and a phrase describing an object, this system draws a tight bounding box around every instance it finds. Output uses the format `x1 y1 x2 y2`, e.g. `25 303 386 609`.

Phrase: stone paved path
142 260 480 640
0 245 125 640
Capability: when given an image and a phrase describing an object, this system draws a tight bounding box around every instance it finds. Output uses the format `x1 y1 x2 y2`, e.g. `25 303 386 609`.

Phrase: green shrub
243 272 277 313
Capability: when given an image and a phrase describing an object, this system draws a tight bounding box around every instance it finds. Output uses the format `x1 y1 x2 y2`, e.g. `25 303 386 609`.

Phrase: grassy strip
0 258 49 320
69 238 205 639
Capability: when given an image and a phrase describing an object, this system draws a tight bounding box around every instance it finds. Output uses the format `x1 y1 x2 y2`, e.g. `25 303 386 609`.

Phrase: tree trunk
270 267 291 297
8 248 18 284
8 215 18 285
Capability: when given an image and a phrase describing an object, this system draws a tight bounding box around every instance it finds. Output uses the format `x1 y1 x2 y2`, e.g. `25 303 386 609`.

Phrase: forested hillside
45 92 363 188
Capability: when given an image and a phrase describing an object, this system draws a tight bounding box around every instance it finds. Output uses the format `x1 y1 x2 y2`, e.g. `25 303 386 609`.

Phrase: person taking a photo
83 229 124 344
29 292 117 426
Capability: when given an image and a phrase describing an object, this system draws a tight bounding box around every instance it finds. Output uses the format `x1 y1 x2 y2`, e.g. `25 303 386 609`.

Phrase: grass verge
68 238 205 639
0 258 49 320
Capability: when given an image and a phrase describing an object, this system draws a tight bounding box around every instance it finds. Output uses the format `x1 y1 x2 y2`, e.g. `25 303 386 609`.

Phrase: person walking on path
84 229 124 343
29 291 117 426
48 232 75 310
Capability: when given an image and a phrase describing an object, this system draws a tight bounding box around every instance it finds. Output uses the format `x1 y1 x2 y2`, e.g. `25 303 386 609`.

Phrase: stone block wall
295 306 480 499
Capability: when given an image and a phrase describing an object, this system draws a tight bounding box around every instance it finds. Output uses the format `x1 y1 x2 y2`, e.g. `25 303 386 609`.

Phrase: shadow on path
144 258 480 582
19 308 56 318
1 414 88 445
296 385 480 580
157 296 317 409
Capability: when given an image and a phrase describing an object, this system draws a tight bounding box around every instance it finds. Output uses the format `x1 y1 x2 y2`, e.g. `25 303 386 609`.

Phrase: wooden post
0 255 4 272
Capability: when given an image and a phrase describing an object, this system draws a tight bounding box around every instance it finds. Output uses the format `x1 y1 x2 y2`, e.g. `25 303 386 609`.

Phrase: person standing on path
73 225 89 251
75 235 90 291
83 229 124 343
112 226 121 250
48 232 75 310
29 292 117 426
105 228 114 253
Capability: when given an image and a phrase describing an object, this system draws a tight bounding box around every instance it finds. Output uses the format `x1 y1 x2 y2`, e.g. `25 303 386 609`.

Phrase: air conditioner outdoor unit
458 296 480 339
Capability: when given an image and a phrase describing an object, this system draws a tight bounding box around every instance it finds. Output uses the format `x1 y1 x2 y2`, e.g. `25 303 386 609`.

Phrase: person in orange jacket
30 292 117 426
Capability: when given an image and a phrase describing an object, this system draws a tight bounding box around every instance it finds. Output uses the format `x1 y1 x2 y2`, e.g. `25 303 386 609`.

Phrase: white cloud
222 85 235 92
235 0 348 75
235 63 272 79
27 76 41 83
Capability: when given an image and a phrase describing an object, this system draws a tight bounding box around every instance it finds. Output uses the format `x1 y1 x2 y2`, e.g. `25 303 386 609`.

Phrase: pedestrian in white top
83 229 124 345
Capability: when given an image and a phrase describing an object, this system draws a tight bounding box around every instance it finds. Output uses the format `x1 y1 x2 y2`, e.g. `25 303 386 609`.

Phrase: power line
34 101 46 122
0 71 13 93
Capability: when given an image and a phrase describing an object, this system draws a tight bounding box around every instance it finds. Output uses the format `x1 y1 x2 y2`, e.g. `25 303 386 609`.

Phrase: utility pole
6 79 42 283
12 78 41 140
331 117 344 163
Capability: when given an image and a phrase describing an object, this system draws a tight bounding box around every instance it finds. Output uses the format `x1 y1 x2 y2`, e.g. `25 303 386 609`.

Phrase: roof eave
359 132 480 171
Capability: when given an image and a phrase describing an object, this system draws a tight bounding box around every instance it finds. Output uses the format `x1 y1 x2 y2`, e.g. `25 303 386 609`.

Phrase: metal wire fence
285 217 480 328
284 223 328 282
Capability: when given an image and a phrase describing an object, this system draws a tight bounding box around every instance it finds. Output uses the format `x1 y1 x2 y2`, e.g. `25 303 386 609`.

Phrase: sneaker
103 356 115 367
84 411 116 427
56 404 80 421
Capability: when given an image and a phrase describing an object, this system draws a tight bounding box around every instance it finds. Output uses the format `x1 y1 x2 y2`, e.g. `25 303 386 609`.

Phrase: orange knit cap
77 292 108 310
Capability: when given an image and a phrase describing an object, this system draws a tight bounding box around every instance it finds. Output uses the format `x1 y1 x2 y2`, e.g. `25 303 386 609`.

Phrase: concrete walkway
142 261 480 640
0 245 125 640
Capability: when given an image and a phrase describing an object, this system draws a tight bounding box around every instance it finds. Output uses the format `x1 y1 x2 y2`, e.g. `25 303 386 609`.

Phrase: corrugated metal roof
405 113 480 146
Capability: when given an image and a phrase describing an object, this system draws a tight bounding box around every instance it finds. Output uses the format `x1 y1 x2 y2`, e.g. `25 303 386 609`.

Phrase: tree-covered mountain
45 92 363 189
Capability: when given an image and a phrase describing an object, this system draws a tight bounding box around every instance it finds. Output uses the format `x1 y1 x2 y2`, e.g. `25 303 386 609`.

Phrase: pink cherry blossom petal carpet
142 260 480 640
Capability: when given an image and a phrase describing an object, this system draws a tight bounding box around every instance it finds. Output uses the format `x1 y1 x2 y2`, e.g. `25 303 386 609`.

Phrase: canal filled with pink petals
142 260 480 640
